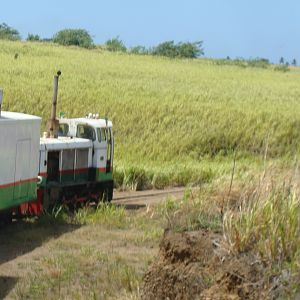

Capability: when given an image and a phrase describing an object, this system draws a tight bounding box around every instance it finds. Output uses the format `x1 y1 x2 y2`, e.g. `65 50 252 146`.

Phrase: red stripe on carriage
0 178 37 189
60 168 89 175
98 167 113 172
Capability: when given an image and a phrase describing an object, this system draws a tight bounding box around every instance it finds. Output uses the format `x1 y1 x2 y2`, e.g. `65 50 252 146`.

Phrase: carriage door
14 140 31 201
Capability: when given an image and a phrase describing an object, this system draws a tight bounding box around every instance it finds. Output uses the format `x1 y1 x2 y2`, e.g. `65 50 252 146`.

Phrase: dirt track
113 187 187 207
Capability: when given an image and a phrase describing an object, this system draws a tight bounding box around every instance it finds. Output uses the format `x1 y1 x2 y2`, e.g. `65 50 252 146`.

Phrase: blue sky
2 0 300 63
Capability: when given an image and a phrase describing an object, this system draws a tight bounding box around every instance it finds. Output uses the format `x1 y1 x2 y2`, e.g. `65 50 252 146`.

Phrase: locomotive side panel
0 122 17 210
0 113 41 211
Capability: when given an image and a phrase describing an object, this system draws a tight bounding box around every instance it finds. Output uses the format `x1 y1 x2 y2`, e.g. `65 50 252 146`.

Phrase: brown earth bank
141 229 277 300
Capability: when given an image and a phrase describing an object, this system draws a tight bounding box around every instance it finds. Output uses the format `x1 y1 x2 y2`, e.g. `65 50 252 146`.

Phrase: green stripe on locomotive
96 169 113 181
0 180 37 211
38 168 112 189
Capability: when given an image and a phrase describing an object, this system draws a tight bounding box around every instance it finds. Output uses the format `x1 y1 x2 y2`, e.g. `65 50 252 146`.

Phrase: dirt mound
141 229 270 300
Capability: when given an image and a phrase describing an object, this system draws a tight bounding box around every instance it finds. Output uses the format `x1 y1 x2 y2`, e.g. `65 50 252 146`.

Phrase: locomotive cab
58 116 114 183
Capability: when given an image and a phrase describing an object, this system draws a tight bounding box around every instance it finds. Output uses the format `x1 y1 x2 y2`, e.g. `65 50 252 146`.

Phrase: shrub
274 64 289 72
152 40 204 59
53 29 94 48
247 58 270 68
129 45 148 55
177 41 204 58
0 23 21 40
27 33 40 41
152 41 178 58
105 37 126 52
214 57 270 69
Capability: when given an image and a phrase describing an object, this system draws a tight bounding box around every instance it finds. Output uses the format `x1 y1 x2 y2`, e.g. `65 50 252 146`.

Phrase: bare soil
141 229 271 300
113 187 186 207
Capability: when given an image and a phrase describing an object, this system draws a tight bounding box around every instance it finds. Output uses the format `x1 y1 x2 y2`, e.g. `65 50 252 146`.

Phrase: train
0 72 114 223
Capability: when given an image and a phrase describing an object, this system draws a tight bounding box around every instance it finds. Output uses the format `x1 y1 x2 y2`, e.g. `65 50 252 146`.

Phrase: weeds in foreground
219 172 300 297
146 169 300 297
154 188 222 232
223 184 300 264
74 203 127 228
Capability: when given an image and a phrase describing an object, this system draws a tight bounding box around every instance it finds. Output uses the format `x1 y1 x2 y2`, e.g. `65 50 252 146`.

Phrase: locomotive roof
59 117 113 128
40 137 93 151
0 111 41 122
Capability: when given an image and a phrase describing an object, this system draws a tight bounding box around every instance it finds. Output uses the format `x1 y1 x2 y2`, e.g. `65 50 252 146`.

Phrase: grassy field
1 40 300 188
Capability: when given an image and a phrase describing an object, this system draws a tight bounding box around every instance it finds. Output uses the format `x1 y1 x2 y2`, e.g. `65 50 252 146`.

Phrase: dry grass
0 206 162 299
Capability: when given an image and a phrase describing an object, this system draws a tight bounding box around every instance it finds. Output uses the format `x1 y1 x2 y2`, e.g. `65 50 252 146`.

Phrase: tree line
0 23 203 59
0 22 297 64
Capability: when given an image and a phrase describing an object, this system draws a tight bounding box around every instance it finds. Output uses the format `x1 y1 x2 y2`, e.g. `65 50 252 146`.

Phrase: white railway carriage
0 111 41 214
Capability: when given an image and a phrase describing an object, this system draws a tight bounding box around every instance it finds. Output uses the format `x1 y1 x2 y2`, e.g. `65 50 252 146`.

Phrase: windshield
76 124 96 141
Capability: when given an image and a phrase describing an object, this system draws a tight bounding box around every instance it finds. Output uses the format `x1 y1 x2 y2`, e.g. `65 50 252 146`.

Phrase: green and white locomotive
0 72 114 221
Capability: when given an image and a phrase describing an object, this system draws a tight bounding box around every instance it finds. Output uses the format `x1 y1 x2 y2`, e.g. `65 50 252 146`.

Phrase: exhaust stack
47 71 61 138
0 89 3 118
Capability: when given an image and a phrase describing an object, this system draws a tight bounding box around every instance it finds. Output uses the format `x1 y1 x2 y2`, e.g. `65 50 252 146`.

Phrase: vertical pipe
51 71 61 122
0 89 3 118
48 71 61 138
51 76 58 121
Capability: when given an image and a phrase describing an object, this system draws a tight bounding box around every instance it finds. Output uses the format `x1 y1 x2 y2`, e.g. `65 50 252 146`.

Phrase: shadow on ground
0 219 80 298
0 276 19 298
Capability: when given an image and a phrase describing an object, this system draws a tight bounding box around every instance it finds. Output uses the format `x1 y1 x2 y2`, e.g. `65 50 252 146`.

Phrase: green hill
1 41 300 188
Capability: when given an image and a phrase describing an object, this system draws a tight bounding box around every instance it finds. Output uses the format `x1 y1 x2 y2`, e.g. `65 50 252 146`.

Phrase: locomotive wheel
103 187 113 202
0 210 12 226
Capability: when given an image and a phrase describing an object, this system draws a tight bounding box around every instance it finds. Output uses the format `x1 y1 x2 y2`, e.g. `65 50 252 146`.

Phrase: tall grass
219 173 300 296
74 203 127 228
1 41 300 187
223 184 300 264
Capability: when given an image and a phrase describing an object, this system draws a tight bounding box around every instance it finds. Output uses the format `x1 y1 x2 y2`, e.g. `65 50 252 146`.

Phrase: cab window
76 125 96 141
58 123 69 137
97 128 101 142
97 128 107 142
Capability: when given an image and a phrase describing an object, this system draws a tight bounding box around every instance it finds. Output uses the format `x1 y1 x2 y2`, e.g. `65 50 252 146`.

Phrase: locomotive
0 72 114 222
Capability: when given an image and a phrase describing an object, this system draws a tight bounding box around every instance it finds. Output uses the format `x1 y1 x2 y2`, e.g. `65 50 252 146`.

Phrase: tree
279 57 284 64
105 37 126 52
53 29 94 48
152 40 204 59
27 33 40 41
0 23 21 40
152 41 178 58
292 58 297 66
177 41 204 58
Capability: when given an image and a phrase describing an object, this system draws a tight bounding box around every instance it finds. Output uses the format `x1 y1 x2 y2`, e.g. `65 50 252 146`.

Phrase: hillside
2 41 300 299
1 40 300 188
